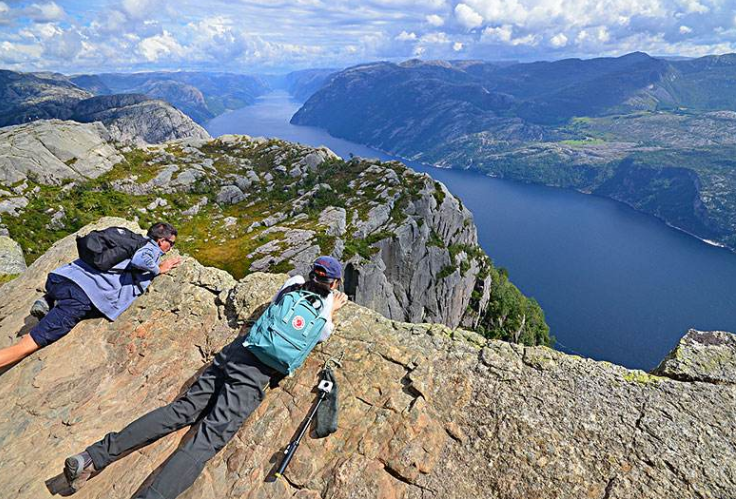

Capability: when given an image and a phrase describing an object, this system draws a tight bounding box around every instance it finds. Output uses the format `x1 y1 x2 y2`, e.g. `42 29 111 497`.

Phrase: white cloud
511 33 540 46
677 0 709 14
550 32 568 47
426 14 444 27
481 24 540 46
455 3 483 29
482 24 512 42
463 0 666 29
42 28 83 59
395 30 417 41
2 0 736 72
122 0 157 19
420 31 451 44
26 1 65 22
138 30 184 61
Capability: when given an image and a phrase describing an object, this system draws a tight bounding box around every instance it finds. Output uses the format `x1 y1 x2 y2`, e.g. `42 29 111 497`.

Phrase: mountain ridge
291 52 736 249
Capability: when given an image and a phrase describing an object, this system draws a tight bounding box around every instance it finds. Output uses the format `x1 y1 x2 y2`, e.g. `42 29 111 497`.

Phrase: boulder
0 235 26 275
0 196 29 216
216 185 246 205
653 329 736 384
318 207 347 237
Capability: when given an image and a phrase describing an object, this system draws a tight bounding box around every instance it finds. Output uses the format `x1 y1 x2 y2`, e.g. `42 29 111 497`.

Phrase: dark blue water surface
207 91 736 370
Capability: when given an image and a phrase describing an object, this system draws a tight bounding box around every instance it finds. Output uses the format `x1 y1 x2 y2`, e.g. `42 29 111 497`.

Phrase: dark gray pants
86 340 281 499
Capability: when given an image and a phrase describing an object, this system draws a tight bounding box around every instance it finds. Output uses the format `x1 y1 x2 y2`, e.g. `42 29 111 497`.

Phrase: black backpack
76 227 149 272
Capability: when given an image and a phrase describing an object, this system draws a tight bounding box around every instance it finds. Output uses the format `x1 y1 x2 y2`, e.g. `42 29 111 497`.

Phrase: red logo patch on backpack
292 316 306 330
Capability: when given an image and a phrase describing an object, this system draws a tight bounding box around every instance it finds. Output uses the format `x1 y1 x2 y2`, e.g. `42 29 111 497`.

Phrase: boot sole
64 455 90 492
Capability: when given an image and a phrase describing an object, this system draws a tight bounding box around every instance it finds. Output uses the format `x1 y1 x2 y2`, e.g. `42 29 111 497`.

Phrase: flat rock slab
0 120 122 185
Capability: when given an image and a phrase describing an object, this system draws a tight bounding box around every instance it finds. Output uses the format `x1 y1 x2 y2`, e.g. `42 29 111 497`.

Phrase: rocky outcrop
0 70 91 127
0 235 25 275
0 220 733 498
0 120 122 185
653 329 736 383
72 94 210 145
346 171 489 328
0 127 533 338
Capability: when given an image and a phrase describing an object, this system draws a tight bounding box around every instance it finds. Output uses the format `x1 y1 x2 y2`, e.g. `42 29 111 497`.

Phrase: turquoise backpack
244 288 327 375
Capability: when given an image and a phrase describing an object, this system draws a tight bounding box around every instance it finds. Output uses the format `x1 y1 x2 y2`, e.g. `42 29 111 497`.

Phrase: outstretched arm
318 291 348 342
130 245 181 275
0 335 40 368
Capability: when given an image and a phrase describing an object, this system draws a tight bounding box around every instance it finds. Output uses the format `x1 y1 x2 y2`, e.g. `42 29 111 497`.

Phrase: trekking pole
274 378 334 479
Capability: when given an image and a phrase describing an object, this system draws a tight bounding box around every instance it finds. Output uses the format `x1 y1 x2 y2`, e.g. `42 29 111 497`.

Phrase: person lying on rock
0 222 181 369
63 255 348 499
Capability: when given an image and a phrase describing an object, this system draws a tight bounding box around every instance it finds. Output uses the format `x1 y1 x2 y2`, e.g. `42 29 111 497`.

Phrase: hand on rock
332 291 348 313
159 256 182 274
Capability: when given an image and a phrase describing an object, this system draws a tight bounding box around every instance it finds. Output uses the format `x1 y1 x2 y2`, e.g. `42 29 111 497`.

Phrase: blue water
207 91 736 370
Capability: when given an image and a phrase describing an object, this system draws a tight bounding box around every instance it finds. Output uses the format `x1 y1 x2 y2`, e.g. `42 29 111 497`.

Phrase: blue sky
1 0 735 73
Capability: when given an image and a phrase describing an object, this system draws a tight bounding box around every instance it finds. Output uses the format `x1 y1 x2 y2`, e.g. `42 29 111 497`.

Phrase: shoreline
333 139 736 256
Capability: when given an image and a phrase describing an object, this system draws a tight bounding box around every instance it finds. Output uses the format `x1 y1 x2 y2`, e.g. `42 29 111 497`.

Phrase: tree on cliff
479 267 551 346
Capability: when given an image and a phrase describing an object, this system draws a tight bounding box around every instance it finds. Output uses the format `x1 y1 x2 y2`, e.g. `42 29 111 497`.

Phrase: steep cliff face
0 220 733 499
347 171 490 328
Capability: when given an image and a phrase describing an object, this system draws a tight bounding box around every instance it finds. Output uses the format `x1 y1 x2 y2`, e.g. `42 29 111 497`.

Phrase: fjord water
206 91 736 370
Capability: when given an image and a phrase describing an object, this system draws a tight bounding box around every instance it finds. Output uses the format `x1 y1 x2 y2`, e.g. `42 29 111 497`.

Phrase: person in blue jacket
0 222 181 369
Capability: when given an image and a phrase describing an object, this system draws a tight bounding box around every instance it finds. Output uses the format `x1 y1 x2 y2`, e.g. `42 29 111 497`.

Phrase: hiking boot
64 452 96 492
30 298 50 319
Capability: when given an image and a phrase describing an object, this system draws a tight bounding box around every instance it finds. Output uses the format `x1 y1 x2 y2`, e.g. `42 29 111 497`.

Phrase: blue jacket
51 240 164 320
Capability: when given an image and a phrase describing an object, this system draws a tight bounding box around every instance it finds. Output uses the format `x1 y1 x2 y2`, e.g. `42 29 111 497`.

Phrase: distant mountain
292 53 736 249
0 70 209 144
71 72 269 123
0 70 91 126
285 68 338 102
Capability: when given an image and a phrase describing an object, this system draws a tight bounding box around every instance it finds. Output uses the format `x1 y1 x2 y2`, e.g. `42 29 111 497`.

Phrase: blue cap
313 256 343 280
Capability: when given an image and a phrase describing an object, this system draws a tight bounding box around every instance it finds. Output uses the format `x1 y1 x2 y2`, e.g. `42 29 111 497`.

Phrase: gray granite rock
73 94 211 146
653 329 736 384
319 206 347 236
216 185 246 205
0 197 29 216
0 120 122 185
171 168 205 191
0 235 26 275
46 208 66 230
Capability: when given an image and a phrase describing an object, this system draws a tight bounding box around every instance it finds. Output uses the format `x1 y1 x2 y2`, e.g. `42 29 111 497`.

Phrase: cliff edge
0 218 733 499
